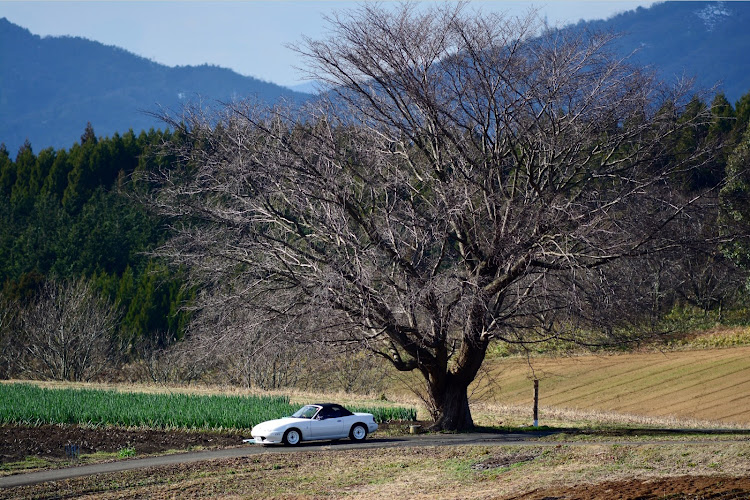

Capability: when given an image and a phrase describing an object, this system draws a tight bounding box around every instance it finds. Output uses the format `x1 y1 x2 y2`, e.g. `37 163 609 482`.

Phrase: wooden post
533 379 539 427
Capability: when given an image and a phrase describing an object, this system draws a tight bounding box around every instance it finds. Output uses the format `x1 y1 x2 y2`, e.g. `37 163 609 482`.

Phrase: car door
309 408 346 439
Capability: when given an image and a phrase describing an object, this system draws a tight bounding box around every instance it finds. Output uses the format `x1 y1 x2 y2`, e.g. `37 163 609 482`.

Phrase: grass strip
0 383 415 430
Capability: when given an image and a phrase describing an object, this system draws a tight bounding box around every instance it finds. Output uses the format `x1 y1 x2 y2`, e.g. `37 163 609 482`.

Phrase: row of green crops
348 405 417 422
0 384 294 429
0 384 416 430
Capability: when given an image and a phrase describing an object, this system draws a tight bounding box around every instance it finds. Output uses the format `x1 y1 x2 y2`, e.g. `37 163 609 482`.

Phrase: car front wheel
283 428 301 446
349 424 367 442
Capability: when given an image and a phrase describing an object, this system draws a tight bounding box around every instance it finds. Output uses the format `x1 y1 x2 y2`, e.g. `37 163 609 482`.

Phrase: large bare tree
150 4 723 430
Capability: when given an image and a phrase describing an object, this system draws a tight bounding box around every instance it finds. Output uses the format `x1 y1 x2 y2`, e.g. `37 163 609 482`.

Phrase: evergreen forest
0 124 193 377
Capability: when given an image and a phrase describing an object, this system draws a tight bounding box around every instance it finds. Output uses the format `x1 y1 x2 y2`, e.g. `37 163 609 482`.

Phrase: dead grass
469 402 750 431
667 325 750 349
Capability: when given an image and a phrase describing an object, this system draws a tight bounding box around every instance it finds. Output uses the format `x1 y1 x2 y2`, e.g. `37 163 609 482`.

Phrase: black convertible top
311 403 354 418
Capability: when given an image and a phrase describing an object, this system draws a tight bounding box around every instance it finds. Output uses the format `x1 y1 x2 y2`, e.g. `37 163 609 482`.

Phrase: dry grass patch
469 401 750 431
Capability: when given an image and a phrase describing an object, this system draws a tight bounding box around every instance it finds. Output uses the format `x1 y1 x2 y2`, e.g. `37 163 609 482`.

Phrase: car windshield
291 405 320 419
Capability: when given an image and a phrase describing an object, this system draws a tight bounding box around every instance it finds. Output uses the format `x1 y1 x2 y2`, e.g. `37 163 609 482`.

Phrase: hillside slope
0 18 308 154
582 1 750 102
477 345 750 426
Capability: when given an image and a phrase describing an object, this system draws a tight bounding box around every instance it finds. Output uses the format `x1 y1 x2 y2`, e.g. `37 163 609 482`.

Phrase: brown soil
0 424 246 463
516 475 750 499
515 476 750 500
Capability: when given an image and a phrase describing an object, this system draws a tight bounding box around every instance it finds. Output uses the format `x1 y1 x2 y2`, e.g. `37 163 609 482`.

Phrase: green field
0 383 416 430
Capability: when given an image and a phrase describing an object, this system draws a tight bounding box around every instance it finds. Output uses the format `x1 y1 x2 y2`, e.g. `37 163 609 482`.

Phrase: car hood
252 417 308 432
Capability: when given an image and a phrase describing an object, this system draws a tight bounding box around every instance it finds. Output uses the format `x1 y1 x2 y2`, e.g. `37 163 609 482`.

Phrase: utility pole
533 379 539 427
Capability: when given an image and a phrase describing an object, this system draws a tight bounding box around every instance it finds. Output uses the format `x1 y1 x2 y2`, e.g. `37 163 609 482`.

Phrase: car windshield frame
291 405 321 419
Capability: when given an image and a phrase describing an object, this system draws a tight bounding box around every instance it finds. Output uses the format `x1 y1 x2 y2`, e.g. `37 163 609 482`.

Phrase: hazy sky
0 1 655 87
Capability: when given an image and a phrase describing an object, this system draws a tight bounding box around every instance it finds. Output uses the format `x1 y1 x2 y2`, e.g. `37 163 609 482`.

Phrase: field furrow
475 346 750 425
597 359 749 412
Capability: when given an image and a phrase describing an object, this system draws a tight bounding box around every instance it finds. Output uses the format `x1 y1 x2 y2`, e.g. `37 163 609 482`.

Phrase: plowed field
478 346 750 425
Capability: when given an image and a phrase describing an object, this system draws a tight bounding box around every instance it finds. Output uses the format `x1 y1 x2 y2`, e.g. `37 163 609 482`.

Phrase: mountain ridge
0 18 308 154
3 2 750 155
580 1 750 101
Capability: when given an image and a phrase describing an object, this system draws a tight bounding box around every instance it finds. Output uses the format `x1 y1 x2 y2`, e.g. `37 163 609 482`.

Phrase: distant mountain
0 18 309 155
286 81 324 95
3 2 750 156
576 1 750 103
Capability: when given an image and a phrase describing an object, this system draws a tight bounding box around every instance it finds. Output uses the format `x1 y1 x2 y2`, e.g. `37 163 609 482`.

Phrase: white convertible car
250 403 378 445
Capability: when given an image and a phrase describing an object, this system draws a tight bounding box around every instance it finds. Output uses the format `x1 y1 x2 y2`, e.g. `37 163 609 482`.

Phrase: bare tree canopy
150 3 725 430
9 278 120 382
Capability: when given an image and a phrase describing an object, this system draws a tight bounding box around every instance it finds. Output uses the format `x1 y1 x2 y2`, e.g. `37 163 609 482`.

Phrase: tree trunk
426 318 488 431
429 374 474 431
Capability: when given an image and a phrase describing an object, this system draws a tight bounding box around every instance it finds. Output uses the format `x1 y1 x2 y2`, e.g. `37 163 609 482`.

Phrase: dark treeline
0 124 193 361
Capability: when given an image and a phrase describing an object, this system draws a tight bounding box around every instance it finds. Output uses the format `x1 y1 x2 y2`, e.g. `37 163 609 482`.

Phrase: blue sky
0 1 655 87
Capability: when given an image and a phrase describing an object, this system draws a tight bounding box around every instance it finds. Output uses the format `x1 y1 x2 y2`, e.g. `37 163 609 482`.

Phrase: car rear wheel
283 428 301 446
350 424 367 442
